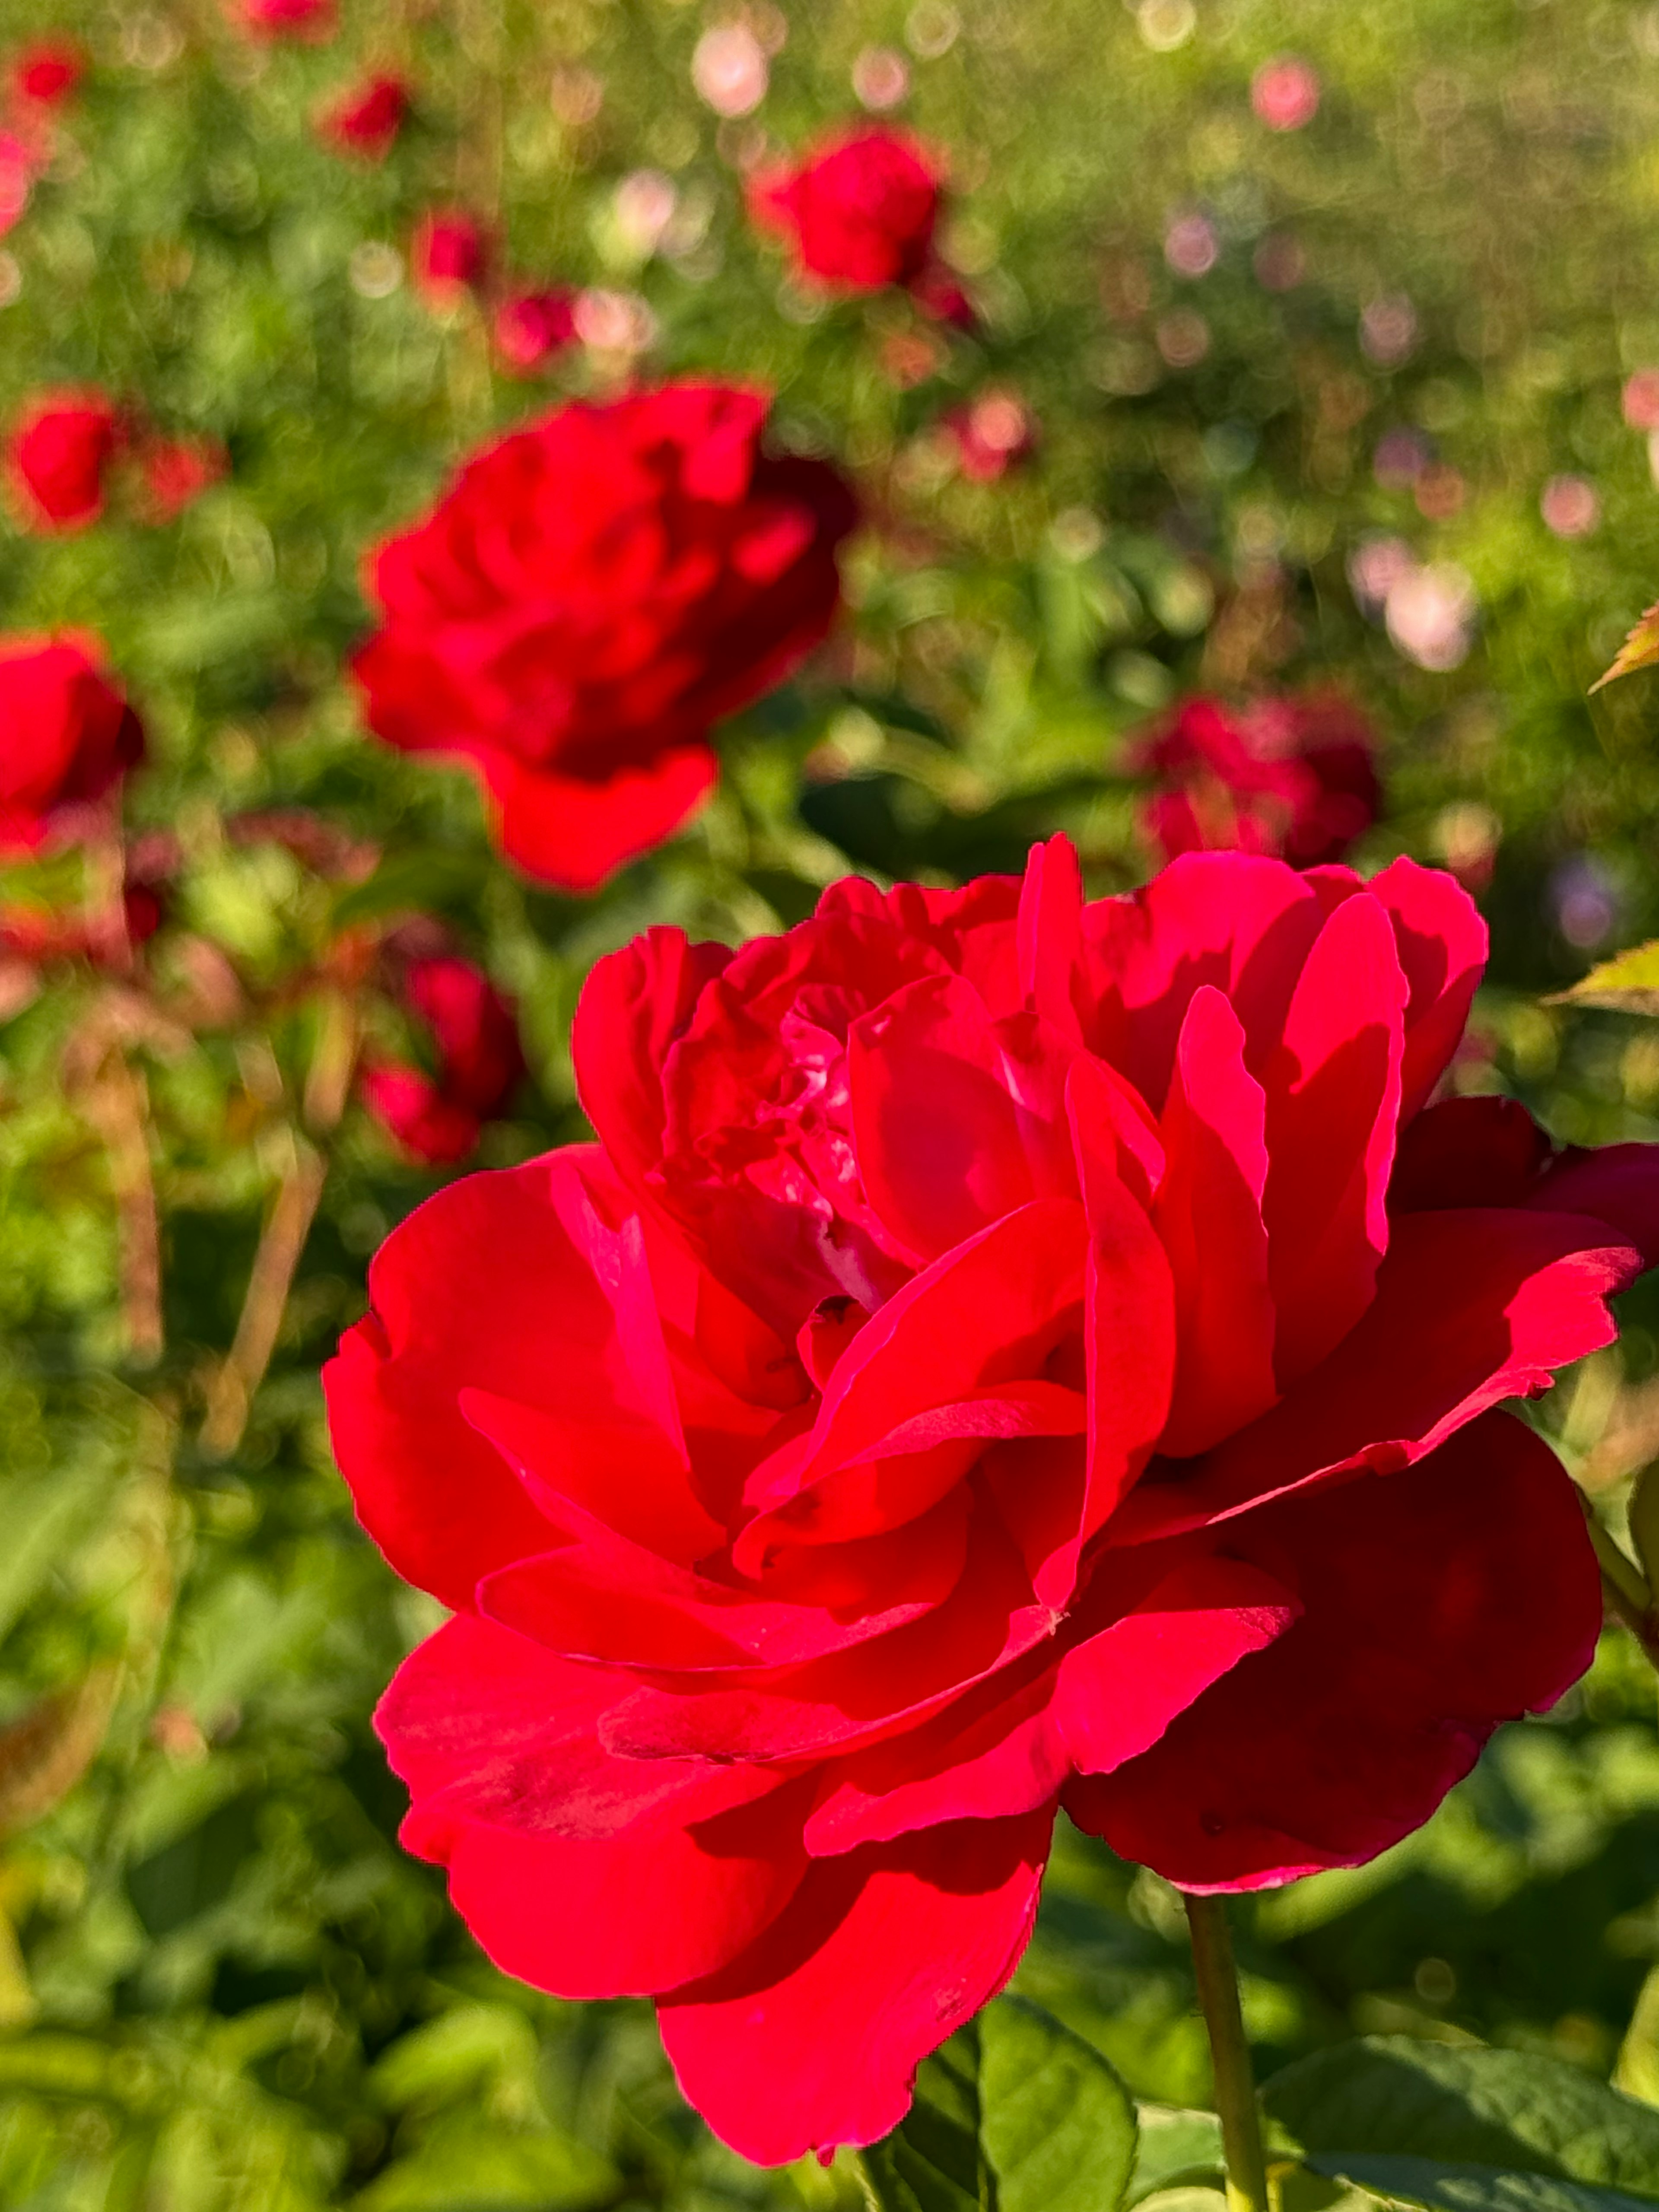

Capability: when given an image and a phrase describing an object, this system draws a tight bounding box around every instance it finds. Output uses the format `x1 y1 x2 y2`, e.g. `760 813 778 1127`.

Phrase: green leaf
1549 941 1659 1016
863 1996 1138 2212
1128 2108 1225 2205
350 2122 619 2212
1301 2154 1658 2212
1262 2036 1659 2201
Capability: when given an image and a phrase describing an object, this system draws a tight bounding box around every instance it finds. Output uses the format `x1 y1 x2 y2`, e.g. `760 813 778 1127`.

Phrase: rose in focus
0 634 145 852
327 837 1654 2162
353 382 857 890
361 950 525 1166
1140 690 1382 867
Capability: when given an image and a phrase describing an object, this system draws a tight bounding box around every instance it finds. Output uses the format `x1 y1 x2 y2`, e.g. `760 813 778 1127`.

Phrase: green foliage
861 1996 1138 2212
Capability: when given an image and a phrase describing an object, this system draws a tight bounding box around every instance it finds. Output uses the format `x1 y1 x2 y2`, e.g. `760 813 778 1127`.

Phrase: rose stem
200 992 357 1459
1185 1891 1271 2212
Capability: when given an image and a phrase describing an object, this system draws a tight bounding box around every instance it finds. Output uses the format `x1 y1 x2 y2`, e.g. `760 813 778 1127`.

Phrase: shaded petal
572 926 733 1200
1071 1413 1599 1888
1367 855 1487 1119
658 1810 1053 2164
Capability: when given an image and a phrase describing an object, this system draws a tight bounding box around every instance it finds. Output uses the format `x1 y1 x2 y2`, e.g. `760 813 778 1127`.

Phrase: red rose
231 0 336 40
362 953 524 1165
326 835 1653 2162
0 634 145 852
410 208 489 308
353 382 857 891
318 73 409 161
0 130 31 237
11 37 83 108
1140 690 1382 868
492 286 577 376
749 124 943 293
944 390 1037 482
136 432 228 523
9 389 118 531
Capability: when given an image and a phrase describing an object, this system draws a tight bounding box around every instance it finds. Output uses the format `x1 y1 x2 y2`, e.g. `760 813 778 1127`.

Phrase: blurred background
6 0 1659 2203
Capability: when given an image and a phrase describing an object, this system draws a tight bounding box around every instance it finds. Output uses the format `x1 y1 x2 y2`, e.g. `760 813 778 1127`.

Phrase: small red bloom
1139 690 1382 868
493 286 578 376
362 953 524 1165
749 124 942 294
11 37 83 108
137 433 228 523
327 835 1656 2162
318 72 409 161
8 389 119 531
944 390 1036 482
410 208 489 308
0 633 145 853
231 0 337 40
0 130 31 239
353 381 857 892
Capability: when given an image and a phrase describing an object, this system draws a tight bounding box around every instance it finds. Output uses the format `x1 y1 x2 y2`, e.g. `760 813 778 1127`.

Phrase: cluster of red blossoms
1138 690 1383 868
0 35 83 240
7 389 225 533
329 835 1659 2163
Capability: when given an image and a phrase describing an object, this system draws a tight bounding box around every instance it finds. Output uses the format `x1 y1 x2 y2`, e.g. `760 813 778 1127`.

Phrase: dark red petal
1071 1412 1599 1888
657 1809 1053 2164
1111 1204 1638 1546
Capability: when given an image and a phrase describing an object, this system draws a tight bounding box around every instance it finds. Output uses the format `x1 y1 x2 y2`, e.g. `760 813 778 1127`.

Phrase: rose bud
353 381 857 891
410 208 489 309
326 832 1659 2161
136 432 228 524
8 388 119 531
0 633 145 853
1138 690 1382 869
10 37 84 108
492 286 578 376
318 72 410 161
230 0 337 40
748 123 943 294
360 953 524 1166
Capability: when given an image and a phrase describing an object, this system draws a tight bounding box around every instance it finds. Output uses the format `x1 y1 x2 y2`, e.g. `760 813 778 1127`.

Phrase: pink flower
944 390 1036 482
492 287 577 376
318 73 409 161
1251 55 1320 132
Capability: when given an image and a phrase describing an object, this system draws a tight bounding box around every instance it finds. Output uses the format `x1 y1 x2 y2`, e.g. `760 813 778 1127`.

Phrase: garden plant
11 1 1659 2209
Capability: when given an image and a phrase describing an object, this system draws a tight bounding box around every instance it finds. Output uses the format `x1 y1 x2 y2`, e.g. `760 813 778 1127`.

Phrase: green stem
1185 1892 1271 2212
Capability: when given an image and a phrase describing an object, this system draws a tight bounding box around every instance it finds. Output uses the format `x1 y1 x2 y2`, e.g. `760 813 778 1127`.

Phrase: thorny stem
1185 1893 1271 2212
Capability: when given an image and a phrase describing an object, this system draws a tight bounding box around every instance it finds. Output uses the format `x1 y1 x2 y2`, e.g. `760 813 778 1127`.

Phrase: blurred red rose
8 389 119 531
232 0 337 40
326 833 1655 2161
411 208 489 308
353 381 857 890
11 37 83 108
361 953 524 1165
137 432 228 523
749 124 944 294
0 633 145 852
0 130 31 238
493 286 577 375
944 389 1037 482
318 73 409 161
1139 690 1382 868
